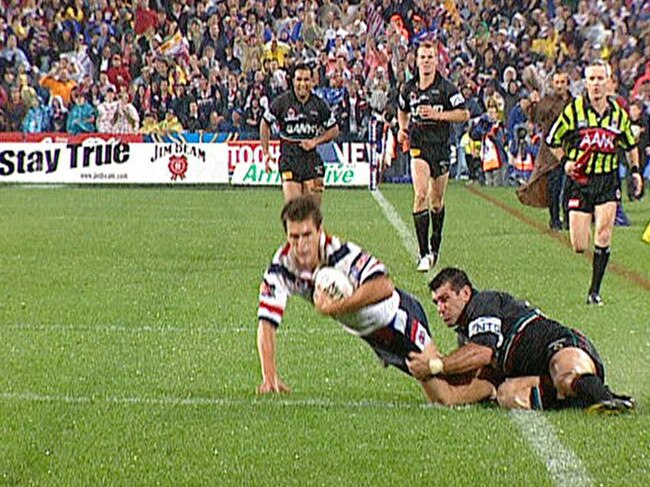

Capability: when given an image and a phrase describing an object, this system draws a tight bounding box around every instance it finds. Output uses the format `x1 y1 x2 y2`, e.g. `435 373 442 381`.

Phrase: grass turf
1 183 648 486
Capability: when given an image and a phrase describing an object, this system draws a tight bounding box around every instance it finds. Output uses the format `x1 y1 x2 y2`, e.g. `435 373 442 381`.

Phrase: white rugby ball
314 267 353 300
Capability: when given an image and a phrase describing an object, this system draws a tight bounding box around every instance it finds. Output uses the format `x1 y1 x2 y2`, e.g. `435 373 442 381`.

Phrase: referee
546 60 643 305
397 41 469 272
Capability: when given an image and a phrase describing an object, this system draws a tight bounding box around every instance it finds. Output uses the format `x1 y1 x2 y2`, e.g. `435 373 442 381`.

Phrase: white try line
3 323 341 335
370 189 592 487
0 391 437 410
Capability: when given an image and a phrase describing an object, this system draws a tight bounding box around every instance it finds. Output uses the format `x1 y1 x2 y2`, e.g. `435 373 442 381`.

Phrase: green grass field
1 183 649 486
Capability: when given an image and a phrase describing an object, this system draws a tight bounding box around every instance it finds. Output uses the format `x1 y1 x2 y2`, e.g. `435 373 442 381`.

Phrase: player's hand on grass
407 351 435 381
257 376 291 395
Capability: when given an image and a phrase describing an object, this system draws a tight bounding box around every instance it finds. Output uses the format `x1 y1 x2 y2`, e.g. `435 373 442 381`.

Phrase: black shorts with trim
566 172 621 213
362 289 432 376
409 127 450 178
504 318 605 382
278 148 325 183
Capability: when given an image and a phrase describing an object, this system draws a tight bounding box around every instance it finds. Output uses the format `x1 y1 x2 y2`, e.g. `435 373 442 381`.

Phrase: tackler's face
286 218 321 271
431 283 471 327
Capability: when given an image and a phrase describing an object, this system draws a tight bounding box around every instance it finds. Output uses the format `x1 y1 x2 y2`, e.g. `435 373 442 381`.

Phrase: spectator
66 89 96 134
106 53 132 94
96 86 119 133
39 64 77 106
113 90 141 134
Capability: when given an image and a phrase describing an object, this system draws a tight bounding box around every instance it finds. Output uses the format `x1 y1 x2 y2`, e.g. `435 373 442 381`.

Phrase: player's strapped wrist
630 165 640 175
428 358 444 376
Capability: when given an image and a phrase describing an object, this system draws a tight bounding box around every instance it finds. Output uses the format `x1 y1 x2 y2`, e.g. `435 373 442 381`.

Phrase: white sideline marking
370 189 592 487
4 323 340 335
0 391 434 410
510 411 591 486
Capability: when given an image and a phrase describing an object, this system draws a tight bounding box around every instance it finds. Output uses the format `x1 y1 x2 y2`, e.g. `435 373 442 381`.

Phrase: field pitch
1 183 649 486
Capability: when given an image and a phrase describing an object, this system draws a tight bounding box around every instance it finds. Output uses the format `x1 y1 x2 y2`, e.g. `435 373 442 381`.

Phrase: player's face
286 218 321 271
431 283 471 327
585 65 609 102
552 74 569 95
293 69 313 102
416 46 438 76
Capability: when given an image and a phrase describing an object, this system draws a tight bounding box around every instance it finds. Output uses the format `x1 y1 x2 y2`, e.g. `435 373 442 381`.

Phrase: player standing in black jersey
397 41 469 272
406 267 635 413
260 63 339 206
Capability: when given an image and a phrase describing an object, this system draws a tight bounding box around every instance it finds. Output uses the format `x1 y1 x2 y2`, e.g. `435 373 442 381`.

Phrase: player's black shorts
409 127 450 178
362 289 432 376
278 151 325 183
503 317 605 382
566 172 621 213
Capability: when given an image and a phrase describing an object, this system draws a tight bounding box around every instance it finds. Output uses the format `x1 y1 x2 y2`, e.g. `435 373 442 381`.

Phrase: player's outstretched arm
256 319 291 395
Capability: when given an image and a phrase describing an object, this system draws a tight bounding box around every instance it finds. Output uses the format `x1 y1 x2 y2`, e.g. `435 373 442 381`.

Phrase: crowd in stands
0 0 649 184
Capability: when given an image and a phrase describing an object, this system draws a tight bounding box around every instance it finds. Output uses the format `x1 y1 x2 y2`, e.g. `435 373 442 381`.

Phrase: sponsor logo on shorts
410 148 421 157
568 198 581 209
282 171 294 181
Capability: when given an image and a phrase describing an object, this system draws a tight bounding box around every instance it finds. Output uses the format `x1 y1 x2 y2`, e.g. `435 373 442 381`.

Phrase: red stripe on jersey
280 243 291 257
410 319 419 342
259 301 284 316
325 234 333 247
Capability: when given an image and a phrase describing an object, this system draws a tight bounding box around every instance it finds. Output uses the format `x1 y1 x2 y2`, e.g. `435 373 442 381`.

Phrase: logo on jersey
468 317 504 347
260 280 276 298
349 253 371 283
548 338 567 353
286 108 299 121
286 123 320 136
578 128 616 153
450 93 465 107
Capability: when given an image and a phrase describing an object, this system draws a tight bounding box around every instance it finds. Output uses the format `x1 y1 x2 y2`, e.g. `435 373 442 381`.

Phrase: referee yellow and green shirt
546 95 637 174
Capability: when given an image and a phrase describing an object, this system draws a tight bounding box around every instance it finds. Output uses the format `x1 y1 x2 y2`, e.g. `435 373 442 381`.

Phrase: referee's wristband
428 358 444 376
630 165 640 175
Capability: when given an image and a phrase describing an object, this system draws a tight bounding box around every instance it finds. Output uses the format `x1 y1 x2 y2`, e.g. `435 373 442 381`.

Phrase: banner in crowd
228 140 371 186
0 134 229 184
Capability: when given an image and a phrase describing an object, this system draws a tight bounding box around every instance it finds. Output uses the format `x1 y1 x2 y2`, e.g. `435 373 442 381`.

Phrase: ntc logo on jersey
578 128 617 153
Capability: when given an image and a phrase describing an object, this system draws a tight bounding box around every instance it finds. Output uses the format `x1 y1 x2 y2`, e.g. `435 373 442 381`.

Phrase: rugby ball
314 267 353 300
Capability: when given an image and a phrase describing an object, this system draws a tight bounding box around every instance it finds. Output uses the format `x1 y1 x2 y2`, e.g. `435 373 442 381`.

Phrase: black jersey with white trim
258 232 399 336
454 290 542 371
263 90 337 162
398 72 466 144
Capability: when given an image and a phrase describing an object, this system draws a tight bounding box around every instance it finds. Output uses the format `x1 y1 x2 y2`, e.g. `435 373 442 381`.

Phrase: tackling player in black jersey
398 41 469 272
260 63 339 206
407 267 635 414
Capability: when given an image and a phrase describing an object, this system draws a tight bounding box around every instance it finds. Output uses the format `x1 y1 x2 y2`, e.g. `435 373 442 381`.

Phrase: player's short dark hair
281 196 322 231
429 267 473 293
416 40 438 57
293 63 312 77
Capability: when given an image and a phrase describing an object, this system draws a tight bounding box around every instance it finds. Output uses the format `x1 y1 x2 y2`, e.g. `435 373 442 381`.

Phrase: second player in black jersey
260 63 339 206
397 41 469 272
407 267 635 413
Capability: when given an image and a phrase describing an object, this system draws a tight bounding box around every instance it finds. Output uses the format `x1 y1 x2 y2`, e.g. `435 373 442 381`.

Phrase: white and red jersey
258 232 400 336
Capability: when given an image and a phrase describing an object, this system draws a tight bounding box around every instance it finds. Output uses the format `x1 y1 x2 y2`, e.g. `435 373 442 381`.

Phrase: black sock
413 210 430 257
572 374 612 406
589 245 610 295
429 207 445 256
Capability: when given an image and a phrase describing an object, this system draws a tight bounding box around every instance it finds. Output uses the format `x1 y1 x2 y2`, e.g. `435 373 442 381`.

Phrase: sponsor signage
0 138 229 184
231 162 369 186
